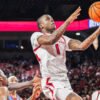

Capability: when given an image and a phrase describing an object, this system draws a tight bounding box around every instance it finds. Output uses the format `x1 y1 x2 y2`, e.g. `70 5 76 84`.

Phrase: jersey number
55 44 60 55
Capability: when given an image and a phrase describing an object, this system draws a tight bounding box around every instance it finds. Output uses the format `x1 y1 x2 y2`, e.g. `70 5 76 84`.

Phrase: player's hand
31 87 41 100
31 82 41 100
95 26 100 35
32 71 41 83
67 7 81 23
33 75 41 83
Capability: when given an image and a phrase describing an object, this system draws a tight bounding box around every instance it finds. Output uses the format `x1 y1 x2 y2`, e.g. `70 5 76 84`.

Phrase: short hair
8 76 18 83
37 14 50 30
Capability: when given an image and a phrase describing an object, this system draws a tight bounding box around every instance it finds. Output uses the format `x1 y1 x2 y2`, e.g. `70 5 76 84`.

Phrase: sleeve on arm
30 32 43 49
63 35 72 51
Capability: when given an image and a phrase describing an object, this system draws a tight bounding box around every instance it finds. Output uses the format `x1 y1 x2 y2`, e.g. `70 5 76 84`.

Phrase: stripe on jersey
35 54 41 62
33 45 41 52
46 77 55 100
46 77 54 88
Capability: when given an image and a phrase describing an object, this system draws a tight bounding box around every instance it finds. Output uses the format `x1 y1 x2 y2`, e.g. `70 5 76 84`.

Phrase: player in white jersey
30 6 100 100
92 90 100 100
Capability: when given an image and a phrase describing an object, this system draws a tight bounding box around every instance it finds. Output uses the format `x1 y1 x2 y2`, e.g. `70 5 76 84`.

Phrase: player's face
41 15 56 32
8 77 18 84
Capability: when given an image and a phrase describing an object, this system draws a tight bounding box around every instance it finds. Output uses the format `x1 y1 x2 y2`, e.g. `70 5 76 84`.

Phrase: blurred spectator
0 56 99 99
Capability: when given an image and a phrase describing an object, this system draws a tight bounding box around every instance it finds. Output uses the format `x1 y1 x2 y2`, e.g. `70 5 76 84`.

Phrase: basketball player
8 76 22 100
92 90 100 100
0 69 41 100
30 6 100 100
8 75 41 91
28 81 41 100
0 69 8 100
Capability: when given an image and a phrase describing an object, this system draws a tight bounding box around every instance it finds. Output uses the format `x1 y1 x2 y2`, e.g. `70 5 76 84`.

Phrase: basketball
88 1 100 22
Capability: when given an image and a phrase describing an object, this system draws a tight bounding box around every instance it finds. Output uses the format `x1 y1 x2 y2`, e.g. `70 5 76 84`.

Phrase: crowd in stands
68 59 100 100
0 57 39 99
0 55 100 100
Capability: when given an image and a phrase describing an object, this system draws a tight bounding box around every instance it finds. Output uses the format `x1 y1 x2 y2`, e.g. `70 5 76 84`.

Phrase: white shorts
41 77 73 100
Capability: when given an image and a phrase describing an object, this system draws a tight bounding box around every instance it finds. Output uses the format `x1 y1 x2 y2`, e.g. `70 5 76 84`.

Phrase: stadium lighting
76 32 80 36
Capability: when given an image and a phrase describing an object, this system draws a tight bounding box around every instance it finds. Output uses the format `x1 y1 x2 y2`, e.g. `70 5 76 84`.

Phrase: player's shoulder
0 86 8 92
62 35 71 41
30 32 43 40
31 32 43 36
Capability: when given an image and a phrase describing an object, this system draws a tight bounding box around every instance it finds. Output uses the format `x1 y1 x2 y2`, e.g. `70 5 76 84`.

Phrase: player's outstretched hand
98 26 100 34
67 7 81 23
32 71 41 83
95 26 100 35
31 83 41 100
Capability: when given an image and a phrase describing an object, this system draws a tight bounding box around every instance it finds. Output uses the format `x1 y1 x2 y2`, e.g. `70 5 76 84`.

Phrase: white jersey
92 91 100 100
30 32 72 81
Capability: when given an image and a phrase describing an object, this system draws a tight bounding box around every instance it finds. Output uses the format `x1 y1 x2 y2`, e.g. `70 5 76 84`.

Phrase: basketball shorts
41 77 73 100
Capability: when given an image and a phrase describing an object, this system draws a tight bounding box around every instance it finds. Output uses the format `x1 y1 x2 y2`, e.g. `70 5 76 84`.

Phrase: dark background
0 0 99 20
0 0 99 62
0 1 100 99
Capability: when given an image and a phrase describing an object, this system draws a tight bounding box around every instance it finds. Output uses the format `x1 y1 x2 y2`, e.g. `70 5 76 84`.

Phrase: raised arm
93 37 99 50
68 27 100 51
8 80 33 91
8 75 41 91
38 7 81 45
